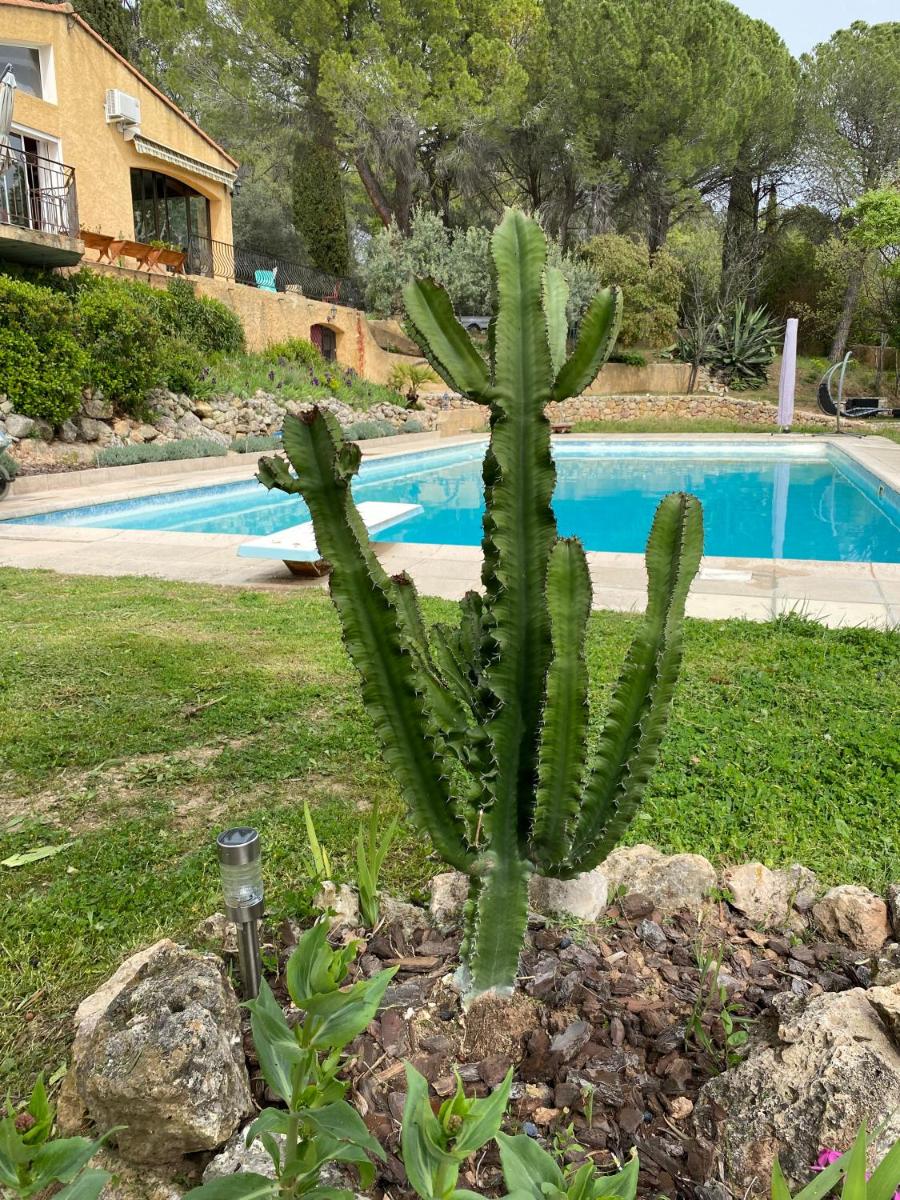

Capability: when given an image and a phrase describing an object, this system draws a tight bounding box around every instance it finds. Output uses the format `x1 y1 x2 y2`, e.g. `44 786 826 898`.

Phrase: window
0 45 42 98
130 168 210 249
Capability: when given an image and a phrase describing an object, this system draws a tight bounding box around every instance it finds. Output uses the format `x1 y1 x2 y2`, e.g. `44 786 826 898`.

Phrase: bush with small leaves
231 435 281 453
342 419 396 441
95 438 228 467
158 278 245 354
0 276 87 424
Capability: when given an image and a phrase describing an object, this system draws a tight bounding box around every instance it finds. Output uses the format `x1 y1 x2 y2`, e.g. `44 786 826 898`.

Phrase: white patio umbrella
0 65 16 169
777 317 799 430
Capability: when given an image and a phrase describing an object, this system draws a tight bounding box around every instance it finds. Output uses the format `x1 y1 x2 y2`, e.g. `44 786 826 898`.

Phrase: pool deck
2 432 899 629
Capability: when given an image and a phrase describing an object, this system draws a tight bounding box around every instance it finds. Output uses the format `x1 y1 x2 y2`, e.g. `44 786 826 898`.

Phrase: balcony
0 150 84 267
185 234 365 309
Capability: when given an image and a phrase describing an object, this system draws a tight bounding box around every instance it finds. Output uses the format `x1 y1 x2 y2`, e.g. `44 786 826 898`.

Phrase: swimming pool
7 440 900 563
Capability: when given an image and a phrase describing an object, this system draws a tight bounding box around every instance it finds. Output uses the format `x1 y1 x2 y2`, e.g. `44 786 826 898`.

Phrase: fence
0 150 78 238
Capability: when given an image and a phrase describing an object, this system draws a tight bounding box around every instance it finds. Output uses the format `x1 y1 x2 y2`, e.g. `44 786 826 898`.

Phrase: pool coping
1 432 898 629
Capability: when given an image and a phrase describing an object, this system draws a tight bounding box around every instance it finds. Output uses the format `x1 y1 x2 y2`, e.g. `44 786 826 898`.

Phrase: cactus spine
258 210 703 998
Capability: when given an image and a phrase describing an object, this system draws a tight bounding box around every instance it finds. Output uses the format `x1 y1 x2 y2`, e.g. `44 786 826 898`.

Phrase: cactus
258 209 703 998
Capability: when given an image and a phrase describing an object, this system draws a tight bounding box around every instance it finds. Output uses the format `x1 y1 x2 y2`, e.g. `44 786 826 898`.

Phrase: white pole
777 318 798 431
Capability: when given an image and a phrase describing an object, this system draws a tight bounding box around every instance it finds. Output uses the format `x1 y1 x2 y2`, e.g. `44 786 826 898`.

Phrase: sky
732 0 898 55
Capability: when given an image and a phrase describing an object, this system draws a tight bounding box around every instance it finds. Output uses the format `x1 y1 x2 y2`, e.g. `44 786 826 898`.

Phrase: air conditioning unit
105 89 141 127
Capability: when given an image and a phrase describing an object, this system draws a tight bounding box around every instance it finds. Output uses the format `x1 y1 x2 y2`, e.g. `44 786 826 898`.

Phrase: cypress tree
292 140 351 277
73 0 132 58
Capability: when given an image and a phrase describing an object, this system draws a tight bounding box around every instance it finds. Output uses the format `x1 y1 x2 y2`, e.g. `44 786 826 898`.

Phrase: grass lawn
1 568 898 1097
572 417 900 443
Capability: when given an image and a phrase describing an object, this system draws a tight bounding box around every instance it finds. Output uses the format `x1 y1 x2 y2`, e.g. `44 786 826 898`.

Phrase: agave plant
258 209 703 998
709 300 780 390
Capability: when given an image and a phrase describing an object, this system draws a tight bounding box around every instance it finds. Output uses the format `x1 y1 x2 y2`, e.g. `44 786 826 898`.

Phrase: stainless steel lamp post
216 827 264 999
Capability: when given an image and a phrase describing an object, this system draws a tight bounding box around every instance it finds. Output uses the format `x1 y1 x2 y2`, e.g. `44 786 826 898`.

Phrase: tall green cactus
258 210 703 998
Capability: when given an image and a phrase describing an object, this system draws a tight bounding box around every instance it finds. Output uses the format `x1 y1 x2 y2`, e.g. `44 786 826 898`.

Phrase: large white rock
602 844 717 913
6 413 35 438
812 884 890 951
73 939 252 1163
694 982 900 1194
429 871 469 930
722 862 819 926
529 869 609 921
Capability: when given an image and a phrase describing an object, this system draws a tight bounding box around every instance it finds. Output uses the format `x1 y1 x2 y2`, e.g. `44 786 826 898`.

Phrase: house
0 0 237 270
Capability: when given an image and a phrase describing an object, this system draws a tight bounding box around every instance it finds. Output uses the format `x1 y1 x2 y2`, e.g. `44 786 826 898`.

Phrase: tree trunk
355 157 394 228
722 163 755 279
829 252 868 363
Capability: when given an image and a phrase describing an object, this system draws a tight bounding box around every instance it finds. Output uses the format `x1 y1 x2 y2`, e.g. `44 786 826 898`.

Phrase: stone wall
547 392 836 427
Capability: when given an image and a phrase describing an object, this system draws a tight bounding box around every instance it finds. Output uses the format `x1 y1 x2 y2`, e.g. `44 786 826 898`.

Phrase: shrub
609 350 648 366
0 448 17 479
75 277 165 412
580 233 683 347
95 438 227 466
160 338 205 395
707 301 781 389
262 338 323 366
343 419 395 440
0 276 87 424
401 418 425 433
158 278 245 354
231 434 280 452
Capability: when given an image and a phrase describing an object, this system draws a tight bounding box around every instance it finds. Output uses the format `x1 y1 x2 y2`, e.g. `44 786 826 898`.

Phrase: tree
580 233 682 346
73 0 133 58
799 22 900 360
292 141 350 276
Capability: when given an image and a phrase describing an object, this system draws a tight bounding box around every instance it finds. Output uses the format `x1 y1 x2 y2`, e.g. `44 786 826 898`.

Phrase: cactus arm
543 267 570 378
403 278 493 402
259 411 473 872
562 493 703 877
531 538 592 869
467 854 531 995
550 287 622 402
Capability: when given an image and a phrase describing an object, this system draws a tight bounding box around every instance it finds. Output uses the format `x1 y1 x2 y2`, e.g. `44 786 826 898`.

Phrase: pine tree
73 0 132 59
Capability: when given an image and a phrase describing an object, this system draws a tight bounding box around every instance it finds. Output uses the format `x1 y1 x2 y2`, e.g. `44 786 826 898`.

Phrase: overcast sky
732 0 897 55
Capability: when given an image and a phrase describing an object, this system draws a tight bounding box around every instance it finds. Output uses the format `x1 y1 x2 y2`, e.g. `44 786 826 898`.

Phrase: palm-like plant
258 210 703 998
709 300 780 389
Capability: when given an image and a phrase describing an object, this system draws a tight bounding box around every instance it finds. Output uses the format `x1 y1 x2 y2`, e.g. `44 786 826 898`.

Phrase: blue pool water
7 440 900 563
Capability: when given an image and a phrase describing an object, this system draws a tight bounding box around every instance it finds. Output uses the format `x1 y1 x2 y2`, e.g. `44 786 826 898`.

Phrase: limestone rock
203 1123 281 1180
6 413 35 438
314 880 360 930
602 844 717 914
868 983 900 1045
92 1147 193 1199
429 871 469 930
78 416 107 443
75 939 252 1162
812 884 890 951
378 895 430 938
529 868 608 922
59 419 79 444
82 391 113 420
694 983 900 1194
191 912 240 956
887 884 900 939
722 862 818 926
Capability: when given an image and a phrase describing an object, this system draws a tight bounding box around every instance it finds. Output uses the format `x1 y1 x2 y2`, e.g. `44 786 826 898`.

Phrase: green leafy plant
0 1075 113 1199
342 419 396 441
497 1133 638 1200
0 276 87 424
389 362 438 407
302 800 332 884
772 1126 900 1200
258 209 703 997
74 275 166 410
707 301 780 390
183 920 396 1200
686 944 751 1070
356 801 399 927
95 438 228 467
158 278 245 355
232 435 281 453
401 1062 512 1200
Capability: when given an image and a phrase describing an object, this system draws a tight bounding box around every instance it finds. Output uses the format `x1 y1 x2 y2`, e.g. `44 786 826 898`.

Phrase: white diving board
237 501 423 572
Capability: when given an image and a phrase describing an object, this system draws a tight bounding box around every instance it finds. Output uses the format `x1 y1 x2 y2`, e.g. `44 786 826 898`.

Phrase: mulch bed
251 896 878 1200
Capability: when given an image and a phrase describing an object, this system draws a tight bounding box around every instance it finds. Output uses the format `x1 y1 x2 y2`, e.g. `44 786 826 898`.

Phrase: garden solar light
217 827 264 999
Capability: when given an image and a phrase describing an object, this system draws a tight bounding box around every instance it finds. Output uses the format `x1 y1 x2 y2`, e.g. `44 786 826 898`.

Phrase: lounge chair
237 500 422 575
817 353 900 420
255 268 278 293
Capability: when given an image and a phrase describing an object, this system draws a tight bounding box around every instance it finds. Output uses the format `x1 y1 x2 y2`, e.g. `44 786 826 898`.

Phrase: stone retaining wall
547 392 836 427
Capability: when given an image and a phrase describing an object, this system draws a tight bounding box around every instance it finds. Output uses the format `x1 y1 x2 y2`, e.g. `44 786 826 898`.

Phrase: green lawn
1 568 898 1097
571 417 900 443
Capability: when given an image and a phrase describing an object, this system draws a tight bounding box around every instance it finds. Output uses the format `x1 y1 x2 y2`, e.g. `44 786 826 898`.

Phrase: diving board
237 501 423 575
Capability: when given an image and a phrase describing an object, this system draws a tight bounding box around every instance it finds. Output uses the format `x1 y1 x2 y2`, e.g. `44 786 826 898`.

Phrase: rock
379 895 430 938
137 424 160 443
191 912 240 956
314 880 360 930
6 413 34 438
32 418 54 441
693 983 900 1192
91 1147 192 1198
176 411 206 437
602 844 717 914
529 869 608 922
888 884 900 939
74 939 252 1162
722 862 819 926
636 919 668 951
81 391 113 419
59 419 79 444
77 416 107 443
550 1020 591 1061
868 983 900 1045
429 871 469 930
203 1123 281 1180
812 885 890 951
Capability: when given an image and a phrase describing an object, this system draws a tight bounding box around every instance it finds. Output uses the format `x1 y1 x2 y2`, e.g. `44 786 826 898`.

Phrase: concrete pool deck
1 432 899 629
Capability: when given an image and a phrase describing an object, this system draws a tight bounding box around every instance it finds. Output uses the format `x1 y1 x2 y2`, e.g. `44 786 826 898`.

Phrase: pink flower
814 1150 841 1171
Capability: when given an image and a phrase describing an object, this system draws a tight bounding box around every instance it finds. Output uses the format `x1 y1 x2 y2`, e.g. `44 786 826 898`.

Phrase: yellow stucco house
0 0 237 269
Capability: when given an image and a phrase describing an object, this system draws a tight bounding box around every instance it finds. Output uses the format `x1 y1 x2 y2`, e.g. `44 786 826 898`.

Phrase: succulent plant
258 209 703 998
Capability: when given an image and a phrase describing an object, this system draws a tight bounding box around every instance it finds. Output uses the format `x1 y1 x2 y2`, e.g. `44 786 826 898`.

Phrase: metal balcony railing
185 233 364 309
0 150 78 238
